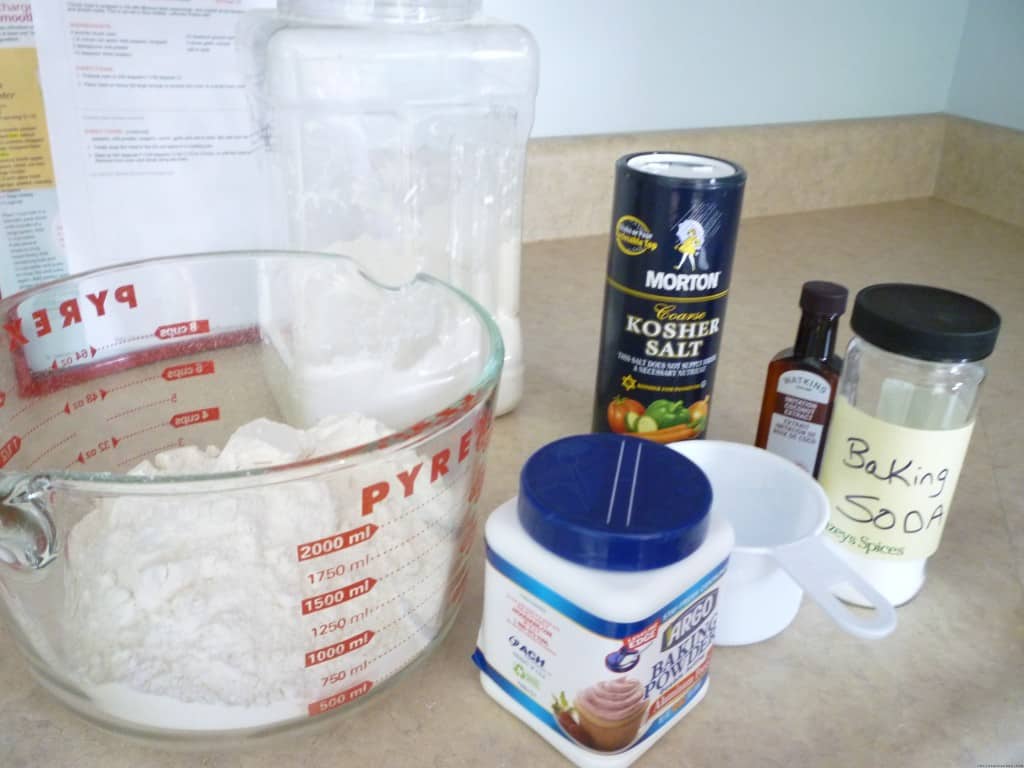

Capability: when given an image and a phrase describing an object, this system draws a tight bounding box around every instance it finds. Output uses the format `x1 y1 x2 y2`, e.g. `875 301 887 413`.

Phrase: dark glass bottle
755 281 848 476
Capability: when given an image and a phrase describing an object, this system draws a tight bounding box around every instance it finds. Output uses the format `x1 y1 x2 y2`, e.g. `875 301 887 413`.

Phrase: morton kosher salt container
591 153 746 443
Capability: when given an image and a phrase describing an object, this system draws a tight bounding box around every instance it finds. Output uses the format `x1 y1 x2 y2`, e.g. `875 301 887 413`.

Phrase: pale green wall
947 0 1024 131
484 0 972 137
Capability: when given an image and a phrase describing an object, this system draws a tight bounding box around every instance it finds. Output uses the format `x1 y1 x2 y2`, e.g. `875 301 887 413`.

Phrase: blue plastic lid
518 434 712 571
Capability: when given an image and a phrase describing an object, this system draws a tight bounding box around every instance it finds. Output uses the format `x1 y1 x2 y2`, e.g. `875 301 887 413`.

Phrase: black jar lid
851 283 1000 362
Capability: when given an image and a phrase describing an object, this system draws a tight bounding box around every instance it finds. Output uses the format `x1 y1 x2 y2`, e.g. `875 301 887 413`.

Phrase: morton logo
673 219 705 271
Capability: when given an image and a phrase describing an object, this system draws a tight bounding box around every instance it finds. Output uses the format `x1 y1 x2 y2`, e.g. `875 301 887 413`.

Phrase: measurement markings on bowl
301 534 469 669
306 562 358 586
301 577 378 616
7 397 43 422
296 487 473 710
0 355 225 471
21 407 63 436
100 360 215 394
114 442 181 469
160 360 215 382
290 406 491 719
0 435 22 469
169 407 220 428
307 680 374 717
105 394 178 421
48 347 98 371
304 630 376 668
297 523 379 562
62 388 109 415
27 431 78 468
304 577 458 708
93 334 150 354
300 502 470 706
117 422 166 442
154 319 210 341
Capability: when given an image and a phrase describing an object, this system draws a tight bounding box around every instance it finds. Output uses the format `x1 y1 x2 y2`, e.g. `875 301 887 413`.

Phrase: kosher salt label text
818 397 974 560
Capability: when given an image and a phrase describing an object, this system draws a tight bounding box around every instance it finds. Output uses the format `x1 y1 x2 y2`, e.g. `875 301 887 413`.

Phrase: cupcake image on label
574 678 648 752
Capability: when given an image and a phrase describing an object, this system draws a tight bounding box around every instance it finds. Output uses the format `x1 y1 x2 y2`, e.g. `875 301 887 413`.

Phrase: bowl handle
772 537 897 639
0 475 58 572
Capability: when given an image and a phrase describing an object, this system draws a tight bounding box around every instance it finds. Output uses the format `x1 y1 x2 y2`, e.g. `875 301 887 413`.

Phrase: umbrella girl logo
673 219 705 271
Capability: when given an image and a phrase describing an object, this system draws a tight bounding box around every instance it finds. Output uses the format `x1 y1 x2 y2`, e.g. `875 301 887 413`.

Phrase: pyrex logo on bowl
4 283 138 350
660 590 717 652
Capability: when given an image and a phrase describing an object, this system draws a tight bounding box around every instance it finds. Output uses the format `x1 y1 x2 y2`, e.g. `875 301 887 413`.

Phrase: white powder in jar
63 414 469 731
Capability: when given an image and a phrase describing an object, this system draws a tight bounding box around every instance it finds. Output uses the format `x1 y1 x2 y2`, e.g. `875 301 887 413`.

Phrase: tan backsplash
935 116 1024 229
523 114 1024 242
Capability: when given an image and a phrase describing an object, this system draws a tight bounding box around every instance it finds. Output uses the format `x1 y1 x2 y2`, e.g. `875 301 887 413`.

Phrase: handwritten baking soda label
818 397 974 560
473 547 725 755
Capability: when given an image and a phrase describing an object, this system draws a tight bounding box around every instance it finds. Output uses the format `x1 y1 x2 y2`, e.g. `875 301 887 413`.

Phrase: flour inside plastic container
63 414 466 730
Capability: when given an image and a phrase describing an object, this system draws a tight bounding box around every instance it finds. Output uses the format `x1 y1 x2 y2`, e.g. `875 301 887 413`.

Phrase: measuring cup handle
0 475 58 572
772 538 897 639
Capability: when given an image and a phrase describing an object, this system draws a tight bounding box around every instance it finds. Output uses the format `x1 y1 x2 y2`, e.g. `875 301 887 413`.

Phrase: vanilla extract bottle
754 281 848 476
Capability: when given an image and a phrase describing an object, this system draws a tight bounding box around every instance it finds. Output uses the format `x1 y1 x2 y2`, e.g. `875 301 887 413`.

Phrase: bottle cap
851 283 1000 363
518 434 711 571
799 281 848 316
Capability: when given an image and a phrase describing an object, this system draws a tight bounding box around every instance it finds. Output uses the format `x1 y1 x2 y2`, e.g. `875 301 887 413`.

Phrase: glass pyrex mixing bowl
0 251 502 745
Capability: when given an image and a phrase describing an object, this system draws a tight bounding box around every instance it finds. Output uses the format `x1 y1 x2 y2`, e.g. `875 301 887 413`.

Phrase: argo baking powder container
473 434 733 768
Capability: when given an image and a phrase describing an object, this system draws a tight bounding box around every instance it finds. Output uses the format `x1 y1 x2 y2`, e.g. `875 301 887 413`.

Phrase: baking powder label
818 396 974 560
473 547 725 756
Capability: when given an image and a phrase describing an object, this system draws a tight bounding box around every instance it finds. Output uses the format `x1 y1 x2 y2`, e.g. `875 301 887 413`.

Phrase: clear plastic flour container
0 251 502 745
242 0 539 416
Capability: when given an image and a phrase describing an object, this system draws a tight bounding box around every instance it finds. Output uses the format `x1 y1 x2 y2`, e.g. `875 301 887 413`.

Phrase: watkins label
474 547 725 755
765 370 833 474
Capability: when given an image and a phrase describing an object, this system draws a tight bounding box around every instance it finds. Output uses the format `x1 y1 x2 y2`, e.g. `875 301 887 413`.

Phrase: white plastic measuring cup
668 440 897 645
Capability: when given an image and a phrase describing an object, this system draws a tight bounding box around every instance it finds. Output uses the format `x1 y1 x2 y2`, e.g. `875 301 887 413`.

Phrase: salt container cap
518 434 712 571
621 152 746 189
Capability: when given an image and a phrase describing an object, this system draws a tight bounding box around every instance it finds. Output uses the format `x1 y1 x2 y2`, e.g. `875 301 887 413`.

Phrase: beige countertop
2 198 1022 767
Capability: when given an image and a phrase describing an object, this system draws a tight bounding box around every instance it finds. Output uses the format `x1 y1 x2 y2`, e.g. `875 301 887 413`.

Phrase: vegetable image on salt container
817 283 1000 607
591 153 746 441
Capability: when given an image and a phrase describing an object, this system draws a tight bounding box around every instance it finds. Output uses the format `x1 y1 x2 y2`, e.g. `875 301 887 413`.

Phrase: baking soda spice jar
592 152 746 443
818 284 1000 607
473 434 733 768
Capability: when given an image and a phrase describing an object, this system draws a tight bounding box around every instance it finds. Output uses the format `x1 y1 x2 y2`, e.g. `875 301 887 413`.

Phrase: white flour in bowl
63 414 469 731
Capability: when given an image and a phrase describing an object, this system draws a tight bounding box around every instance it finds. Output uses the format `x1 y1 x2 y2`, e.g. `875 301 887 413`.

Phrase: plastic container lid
282 0 479 22
851 283 1001 362
518 434 712 571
